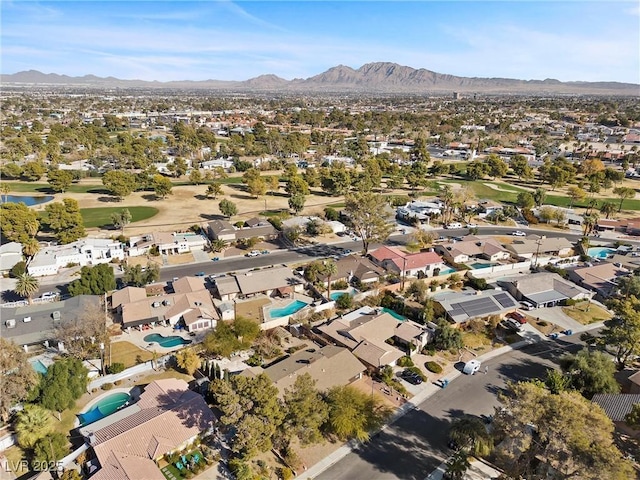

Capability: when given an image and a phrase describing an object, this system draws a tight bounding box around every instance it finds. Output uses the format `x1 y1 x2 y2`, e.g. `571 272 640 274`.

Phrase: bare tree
54 302 109 360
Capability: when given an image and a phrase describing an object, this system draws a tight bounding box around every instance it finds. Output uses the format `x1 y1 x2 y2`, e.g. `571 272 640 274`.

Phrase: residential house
568 263 629 298
243 345 365 397
477 200 503 217
498 272 592 308
504 237 574 261
596 217 640 235
201 157 234 170
128 232 208 257
206 218 277 243
435 237 510 265
433 289 519 325
116 277 218 332
213 266 303 302
628 371 640 394
0 295 101 349
369 246 445 278
27 239 125 277
82 379 215 480
591 393 640 436
396 200 443 222
0 241 23 273
317 255 385 286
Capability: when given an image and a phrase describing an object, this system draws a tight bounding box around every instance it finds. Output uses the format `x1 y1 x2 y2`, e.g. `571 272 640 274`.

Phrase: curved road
316 335 586 480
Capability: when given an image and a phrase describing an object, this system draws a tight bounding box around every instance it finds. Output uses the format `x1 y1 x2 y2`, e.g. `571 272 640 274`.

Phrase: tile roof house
435 237 510 264
213 266 303 301
504 237 574 260
84 379 215 480
243 345 365 396
434 289 519 324
568 263 629 297
0 295 101 348
115 277 218 331
369 246 445 278
591 393 640 422
498 272 593 308
206 218 277 242
316 255 385 285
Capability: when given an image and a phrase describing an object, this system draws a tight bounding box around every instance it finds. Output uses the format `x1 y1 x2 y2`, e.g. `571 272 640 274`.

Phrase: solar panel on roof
494 292 516 308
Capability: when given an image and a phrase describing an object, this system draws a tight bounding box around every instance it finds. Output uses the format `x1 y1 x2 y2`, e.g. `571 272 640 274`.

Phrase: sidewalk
294 321 605 480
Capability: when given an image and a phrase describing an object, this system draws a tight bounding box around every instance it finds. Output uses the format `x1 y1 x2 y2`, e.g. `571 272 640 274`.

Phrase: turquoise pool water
3 195 54 206
587 247 615 259
30 360 48 374
438 267 457 275
269 300 308 319
144 333 192 348
330 288 356 301
468 262 495 270
78 392 130 426
382 307 407 321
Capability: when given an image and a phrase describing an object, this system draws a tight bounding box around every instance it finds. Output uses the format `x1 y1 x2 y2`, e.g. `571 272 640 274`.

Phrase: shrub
10 261 26 278
114 380 122 386
331 280 348 290
390 195 411 207
107 362 125 374
522 208 539 225
538 321 548 327
101 383 113 390
278 467 294 480
397 356 414 367
425 361 443 374
324 207 339 221
564 299 578 307
335 293 353 309
466 276 489 291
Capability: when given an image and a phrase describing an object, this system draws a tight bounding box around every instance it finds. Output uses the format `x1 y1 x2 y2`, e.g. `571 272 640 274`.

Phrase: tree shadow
97 196 119 203
0 290 22 302
142 194 160 202
86 188 111 195
200 213 227 221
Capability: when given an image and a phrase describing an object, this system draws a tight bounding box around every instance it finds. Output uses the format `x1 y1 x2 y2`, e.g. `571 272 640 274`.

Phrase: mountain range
2 62 638 95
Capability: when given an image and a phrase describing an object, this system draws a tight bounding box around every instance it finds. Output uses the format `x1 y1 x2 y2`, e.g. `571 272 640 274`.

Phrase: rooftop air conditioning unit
163 300 171 306
23 317 32 323
5 319 16 328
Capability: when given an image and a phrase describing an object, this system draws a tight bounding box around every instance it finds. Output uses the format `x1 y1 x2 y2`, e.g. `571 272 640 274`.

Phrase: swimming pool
587 247 615 259
438 267 457 275
330 288 357 301
78 392 131 426
144 333 192 348
268 300 308 319
468 262 495 270
382 307 407 321
30 360 48 375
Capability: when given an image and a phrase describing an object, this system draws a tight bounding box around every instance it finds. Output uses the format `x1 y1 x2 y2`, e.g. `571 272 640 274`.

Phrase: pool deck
261 293 315 322
114 324 202 353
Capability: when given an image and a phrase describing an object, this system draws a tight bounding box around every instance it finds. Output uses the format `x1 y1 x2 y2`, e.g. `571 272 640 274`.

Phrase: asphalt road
316 336 586 480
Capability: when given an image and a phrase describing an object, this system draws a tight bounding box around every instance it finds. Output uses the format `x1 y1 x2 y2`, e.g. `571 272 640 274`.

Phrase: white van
463 360 481 375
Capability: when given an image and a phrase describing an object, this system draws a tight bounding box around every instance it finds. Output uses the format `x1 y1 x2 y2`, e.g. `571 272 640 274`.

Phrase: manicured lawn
461 331 493 352
1 181 108 194
562 301 612 325
133 370 194 386
80 206 159 228
109 341 154 368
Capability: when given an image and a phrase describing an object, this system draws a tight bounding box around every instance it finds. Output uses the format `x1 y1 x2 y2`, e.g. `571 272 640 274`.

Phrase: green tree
39 358 88 412
32 432 68 467
189 169 203 185
0 339 39 422
616 275 640 299
599 201 617 219
625 403 640 429
21 238 40 261
203 317 260 357
288 193 306 214
219 198 238 219
533 187 546 207
345 192 394 254
68 263 116 296
282 373 328 446
246 176 267 198
21 161 47 181
485 154 508 179
325 385 391 442
510 155 533 180
153 174 173 199
285 175 310 197
47 169 74 193
559 348 620 399
14 272 39 304
1 162 23 179
566 186 587 208
465 161 489 180
599 296 640 369
110 208 132 234
612 186 635 212
176 348 200 375
516 192 535 210
320 163 351 196
0 202 40 243
15 404 53 448
206 182 223 199
45 198 86 244
493 381 634 480
102 170 137 201
433 319 463 351
544 368 572 394
445 450 471 480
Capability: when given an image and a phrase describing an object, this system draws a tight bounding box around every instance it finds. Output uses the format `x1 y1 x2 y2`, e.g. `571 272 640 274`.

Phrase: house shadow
349 408 453 479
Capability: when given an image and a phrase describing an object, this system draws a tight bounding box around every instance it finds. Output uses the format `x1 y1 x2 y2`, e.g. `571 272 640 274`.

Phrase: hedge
425 361 443 374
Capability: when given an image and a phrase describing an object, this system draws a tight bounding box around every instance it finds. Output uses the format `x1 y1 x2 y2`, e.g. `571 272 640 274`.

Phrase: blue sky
2 1 639 83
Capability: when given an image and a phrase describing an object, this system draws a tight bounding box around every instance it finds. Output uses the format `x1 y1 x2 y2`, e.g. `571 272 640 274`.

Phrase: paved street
316 337 585 480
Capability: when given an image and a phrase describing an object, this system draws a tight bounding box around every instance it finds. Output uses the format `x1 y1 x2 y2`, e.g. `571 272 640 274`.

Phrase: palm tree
22 238 40 261
449 416 493 456
600 201 617 219
324 260 338 301
15 404 53 448
15 273 39 304
210 239 227 253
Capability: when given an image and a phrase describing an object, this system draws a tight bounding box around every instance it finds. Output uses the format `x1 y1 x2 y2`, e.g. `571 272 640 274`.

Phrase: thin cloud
216 0 288 32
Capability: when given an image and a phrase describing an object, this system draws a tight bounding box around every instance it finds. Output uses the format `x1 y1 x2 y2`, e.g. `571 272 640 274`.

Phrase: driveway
525 306 582 332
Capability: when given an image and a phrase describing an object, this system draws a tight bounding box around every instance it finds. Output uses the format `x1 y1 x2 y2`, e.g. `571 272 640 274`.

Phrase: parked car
401 370 423 385
512 230 527 237
260 250 270 254
446 222 463 229
195 272 205 277
40 292 58 300
245 250 260 257
507 311 527 324
466 223 478 228
520 301 535 311
505 318 523 332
